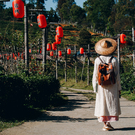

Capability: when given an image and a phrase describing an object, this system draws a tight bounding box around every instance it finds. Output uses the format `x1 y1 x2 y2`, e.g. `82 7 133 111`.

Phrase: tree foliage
70 4 86 24
83 0 114 31
57 0 75 21
108 0 135 34
77 28 91 47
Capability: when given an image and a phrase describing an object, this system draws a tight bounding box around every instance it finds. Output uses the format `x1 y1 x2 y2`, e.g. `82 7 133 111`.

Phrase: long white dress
92 55 121 121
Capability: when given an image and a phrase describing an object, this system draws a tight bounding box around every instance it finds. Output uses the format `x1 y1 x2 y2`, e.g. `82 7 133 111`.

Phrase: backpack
98 56 116 86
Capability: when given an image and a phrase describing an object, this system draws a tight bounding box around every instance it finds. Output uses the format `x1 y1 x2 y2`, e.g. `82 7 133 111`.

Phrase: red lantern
120 34 126 44
30 23 33 27
40 48 42 54
56 26 63 38
7 55 10 60
67 48 71 55
14 56 17 60
12 0 24 18
58 50 62 56
80 47 84 54
18 52 20 57
50 51 53 56
52 42 57 51
37 14 47 29
12 53 15 58
55 35 61 44
29 49 31 53
47 43 51 51
21 53 24 59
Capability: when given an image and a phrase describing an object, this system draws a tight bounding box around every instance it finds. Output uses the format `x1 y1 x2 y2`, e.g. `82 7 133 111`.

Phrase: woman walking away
92 38 121 131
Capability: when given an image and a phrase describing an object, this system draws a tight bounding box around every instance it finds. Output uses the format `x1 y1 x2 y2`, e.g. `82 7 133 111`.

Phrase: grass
0 120 24 132
121 91 135 101
60 78 96 101
60 78 93 90
0 93 68 132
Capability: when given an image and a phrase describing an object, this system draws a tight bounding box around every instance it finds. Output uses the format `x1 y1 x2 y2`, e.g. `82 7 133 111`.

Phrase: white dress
92 55 121 121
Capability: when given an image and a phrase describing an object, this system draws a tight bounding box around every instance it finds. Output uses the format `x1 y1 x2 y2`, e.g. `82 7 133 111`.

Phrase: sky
5 0 86 10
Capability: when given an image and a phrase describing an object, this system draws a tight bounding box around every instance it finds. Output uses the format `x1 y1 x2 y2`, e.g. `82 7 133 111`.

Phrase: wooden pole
24 6 29 71
117 37 120 74
87 44 90 85
65 47 67 82
56 46 58 79
42 28 48 73
74 45 77 83
132 27 135 68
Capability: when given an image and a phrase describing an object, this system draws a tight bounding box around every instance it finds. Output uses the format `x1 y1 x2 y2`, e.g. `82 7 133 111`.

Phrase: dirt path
1 89 135 135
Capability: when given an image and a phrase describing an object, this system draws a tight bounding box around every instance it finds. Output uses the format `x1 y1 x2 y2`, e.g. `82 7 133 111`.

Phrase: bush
0 74 26 111
0 74 60 116
120 56 135 93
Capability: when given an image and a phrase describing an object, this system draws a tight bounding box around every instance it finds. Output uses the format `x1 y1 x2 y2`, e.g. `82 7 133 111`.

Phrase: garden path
1 88 135 135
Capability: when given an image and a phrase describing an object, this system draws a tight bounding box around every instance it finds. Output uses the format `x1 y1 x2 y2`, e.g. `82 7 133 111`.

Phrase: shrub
120 56 135 93
0 74 60 116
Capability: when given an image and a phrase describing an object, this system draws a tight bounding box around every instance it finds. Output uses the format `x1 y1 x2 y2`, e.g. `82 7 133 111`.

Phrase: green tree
77 28 91 47
48 8 59 22
108 0 135 34
84 0 114 31
57 0 66 21
70 4 86 24
57 0 75 21
2 8 13 21
60 3 70 21
36 0 45 9
0 2 5 20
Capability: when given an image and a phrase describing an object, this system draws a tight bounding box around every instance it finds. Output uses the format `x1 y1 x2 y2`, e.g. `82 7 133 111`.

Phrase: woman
92 38 121 131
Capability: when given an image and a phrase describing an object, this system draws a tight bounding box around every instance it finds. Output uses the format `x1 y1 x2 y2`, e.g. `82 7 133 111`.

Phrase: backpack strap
109 56 113 63
99 56 114 63
98 56 104 63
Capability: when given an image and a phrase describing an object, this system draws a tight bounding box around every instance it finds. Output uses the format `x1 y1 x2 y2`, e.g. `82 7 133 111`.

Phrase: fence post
87 44 90 85
56 46 58 79
132 27 135 68
24 6 29 71
117 37 120 74
42 28 48 73
74 45 77 83
65 47 67 82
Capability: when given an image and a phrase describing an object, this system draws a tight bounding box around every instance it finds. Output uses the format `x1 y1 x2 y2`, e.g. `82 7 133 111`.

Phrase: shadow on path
115 127 135 131
36 91 96 122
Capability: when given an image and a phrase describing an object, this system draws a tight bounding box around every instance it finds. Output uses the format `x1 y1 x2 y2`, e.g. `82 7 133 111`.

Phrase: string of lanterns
12 0 85 57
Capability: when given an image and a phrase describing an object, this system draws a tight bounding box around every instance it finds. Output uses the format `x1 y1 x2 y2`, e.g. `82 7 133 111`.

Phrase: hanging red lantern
47 43 51 51
37 14 47 29
67 48 71 55
21 53 24 59
56 26 63 38
29 49 31 53
120 34 126 44
12 0 24 18
12 53 15 58
58 50 62 56
50 51 53 56
52 42 57 51
18 52 20 57
39 48 42 54
80 47 84 54
55 35 61 44
14 56 17 60
7 55 10 60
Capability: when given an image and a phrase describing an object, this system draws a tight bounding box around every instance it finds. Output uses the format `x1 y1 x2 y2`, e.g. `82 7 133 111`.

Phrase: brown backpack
98 56 116 86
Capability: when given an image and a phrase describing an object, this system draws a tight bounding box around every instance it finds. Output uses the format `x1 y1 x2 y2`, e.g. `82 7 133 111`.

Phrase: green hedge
0 74 60 114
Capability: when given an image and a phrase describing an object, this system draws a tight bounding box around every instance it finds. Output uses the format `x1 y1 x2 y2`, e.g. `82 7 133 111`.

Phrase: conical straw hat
95 38 117 55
